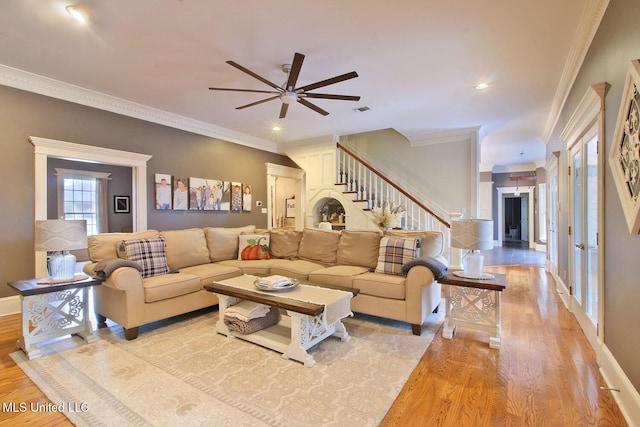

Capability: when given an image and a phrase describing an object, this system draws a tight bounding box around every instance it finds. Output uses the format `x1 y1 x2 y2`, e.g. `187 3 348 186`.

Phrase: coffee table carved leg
284 311 317 367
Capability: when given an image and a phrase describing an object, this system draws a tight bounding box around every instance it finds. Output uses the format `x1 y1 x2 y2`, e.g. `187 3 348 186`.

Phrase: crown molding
0 64 277 153
542 0 610 143
406 126 481 147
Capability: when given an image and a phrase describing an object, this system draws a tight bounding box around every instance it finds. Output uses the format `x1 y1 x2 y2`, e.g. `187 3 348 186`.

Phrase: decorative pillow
120 237 169 278
375 236 419 276
238 234 271 260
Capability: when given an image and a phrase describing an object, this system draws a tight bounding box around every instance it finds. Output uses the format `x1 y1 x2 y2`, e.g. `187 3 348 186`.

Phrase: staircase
336 143 452 239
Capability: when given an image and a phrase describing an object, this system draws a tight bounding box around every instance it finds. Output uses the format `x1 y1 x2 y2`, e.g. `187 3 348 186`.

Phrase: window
56 168 110 236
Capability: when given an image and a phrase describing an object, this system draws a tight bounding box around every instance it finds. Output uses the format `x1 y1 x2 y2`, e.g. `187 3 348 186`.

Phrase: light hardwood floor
0 266 628 426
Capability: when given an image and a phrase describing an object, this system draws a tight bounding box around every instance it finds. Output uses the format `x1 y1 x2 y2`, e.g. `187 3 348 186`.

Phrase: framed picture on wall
609 59 640 233
172 177 189 210
286 198 296 218
114 196 130 214
242 184 252 212
231 182 242 212
155 173 172 210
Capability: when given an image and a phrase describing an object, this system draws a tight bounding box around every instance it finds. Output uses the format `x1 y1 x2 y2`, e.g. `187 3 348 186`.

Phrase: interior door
548 169 558 276
568 125 599 342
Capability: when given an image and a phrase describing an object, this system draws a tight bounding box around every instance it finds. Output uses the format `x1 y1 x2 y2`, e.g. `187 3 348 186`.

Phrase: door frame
496 186 534 248
559 82 606 351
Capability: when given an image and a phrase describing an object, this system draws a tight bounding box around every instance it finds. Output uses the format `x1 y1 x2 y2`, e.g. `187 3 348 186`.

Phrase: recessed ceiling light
65 5 88 23
475 82 489 90
272 126 281 131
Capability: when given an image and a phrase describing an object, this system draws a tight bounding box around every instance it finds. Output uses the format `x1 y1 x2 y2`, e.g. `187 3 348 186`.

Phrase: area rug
11 306 443 426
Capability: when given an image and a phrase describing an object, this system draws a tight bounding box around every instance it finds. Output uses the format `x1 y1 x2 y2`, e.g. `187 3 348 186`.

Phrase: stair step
343 191 357 194
353 199 368 203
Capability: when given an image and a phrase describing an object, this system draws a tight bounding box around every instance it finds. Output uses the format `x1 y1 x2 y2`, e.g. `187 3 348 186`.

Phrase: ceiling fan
209 52 360 119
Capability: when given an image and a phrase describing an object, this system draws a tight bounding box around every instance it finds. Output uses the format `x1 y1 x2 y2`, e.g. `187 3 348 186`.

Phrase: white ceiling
0 0 601 167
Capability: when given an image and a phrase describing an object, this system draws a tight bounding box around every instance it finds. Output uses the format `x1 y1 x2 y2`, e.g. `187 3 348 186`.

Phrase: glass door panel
586 135 598 323
571 149 582 304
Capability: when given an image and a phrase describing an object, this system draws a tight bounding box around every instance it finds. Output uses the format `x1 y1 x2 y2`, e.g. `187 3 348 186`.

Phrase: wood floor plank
0 265 629 426
381 266 628 427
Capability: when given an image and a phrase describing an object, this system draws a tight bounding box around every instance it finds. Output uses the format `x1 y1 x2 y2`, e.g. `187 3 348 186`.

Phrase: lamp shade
450 218 493 251
34 220 88 252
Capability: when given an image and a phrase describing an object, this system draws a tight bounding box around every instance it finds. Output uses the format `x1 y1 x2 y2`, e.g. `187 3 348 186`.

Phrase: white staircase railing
336 143 451 237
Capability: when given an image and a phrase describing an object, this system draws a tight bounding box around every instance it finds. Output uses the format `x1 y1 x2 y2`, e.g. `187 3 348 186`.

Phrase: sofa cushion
161 228 211 270
178 263 241 287
353 272 406 300
121 237 170 278
217 259 285 276
143 272 201 303
269 229 302 259
269 259 326 280
384 230 444 258
238 234 271 260
205 225 256 261
336 230 382 269
297 228 341 265
308 265 369 288
375 236 419 276
87 230 160 262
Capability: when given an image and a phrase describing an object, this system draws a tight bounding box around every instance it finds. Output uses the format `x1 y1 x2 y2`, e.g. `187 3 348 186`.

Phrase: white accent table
439 271 507 349
205 275 357 367
7 276 101 359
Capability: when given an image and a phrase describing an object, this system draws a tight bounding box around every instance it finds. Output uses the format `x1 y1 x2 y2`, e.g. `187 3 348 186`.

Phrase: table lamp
35 219 87 282
450 218 494 279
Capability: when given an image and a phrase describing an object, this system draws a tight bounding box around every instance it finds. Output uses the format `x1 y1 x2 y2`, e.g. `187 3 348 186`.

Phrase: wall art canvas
219 181 231 211
609 59 640 233
172 176 189 210
230 182 243 212
242 184 252 212
155 173 172 210
189 177 218 211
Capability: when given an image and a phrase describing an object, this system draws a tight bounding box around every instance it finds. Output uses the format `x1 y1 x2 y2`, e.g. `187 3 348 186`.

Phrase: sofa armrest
402 255 448 279
404 264 442 324
92 266 146 329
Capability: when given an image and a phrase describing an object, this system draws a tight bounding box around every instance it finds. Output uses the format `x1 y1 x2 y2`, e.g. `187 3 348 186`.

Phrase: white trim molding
599 344 640 427
1 64 277 153
30 136 152 277
543 0 610 142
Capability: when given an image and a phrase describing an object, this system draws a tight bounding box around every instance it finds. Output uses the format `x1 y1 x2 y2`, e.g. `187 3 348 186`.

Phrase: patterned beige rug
11 306 443 426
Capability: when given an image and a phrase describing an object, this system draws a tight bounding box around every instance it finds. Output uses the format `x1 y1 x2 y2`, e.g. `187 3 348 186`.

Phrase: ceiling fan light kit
209 52 360 119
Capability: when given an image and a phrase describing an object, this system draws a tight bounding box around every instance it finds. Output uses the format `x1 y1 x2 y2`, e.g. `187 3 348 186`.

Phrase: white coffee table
205 274 357 367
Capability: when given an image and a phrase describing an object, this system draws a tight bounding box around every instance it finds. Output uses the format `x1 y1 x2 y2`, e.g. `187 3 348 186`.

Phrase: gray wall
546 0 640 392
0 84 297 298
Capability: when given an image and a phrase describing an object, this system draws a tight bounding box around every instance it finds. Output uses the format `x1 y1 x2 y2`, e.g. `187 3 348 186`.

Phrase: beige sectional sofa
84 226 446 339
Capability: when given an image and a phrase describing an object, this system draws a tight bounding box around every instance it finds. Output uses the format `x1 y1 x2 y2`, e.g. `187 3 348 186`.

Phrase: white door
547 169 558 276
568 125 600 345
520 196 528 242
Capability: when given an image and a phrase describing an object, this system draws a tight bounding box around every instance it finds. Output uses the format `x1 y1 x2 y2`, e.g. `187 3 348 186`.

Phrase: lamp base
458 251 495 280
47 252 77 282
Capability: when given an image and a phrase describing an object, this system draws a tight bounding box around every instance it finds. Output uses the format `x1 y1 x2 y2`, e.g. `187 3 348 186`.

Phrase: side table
7 275 102 359
438 271 506 349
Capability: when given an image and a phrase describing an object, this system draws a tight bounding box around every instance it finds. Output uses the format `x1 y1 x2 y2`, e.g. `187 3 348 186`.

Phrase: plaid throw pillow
375 236 419 276
121 237 169 278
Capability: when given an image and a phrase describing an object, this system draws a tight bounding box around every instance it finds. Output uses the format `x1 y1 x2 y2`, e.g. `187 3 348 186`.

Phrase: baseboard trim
0 295 20 316
599 343 640 427
553 274 571 309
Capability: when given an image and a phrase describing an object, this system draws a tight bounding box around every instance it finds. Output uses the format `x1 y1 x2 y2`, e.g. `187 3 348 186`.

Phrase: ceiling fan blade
279 103 289 119
303 93 361 101
236 95 280 110
296 71 359 93
226 60 282 91
285 52 305 91
209 87 280 94
297 98 329 116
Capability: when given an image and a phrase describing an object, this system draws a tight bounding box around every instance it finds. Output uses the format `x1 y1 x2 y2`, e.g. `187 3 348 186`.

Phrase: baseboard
599 343 640 427
0 295 20 316
553 273 571 309
535 243 546 252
